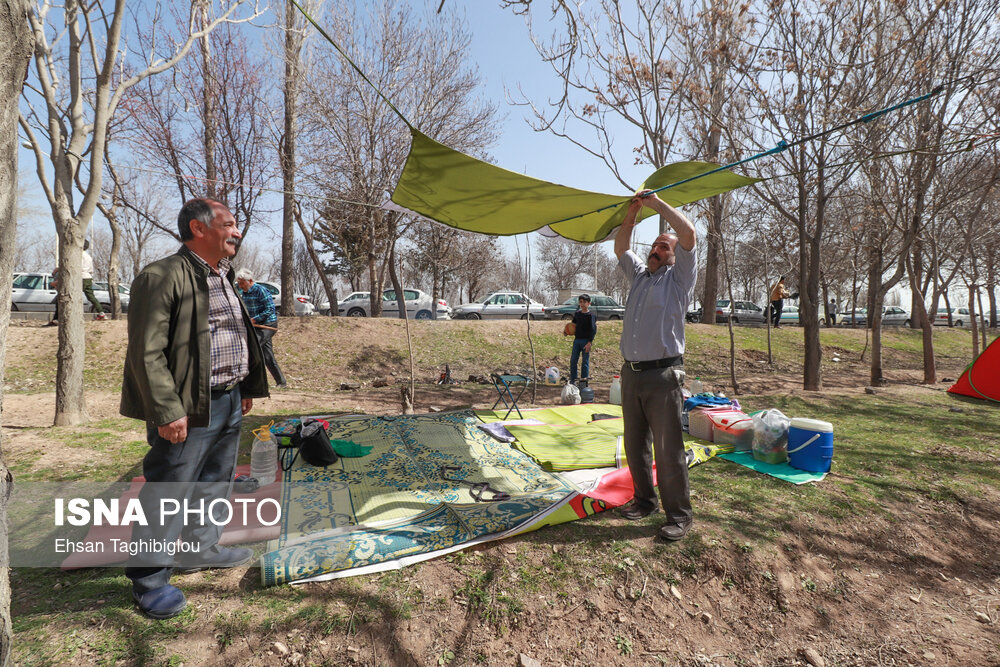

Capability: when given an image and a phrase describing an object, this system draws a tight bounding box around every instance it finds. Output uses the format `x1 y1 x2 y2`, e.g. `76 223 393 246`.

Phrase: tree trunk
107 216 122 318
54 222 89 426
199 2 217 200
387 244 405 319
0 1 32 659
280 0 300 318
292 203 338 316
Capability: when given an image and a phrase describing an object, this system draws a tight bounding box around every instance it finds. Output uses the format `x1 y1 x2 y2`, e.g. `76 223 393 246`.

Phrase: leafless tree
298 0 497 318
19 0 263 425
0 2 35 659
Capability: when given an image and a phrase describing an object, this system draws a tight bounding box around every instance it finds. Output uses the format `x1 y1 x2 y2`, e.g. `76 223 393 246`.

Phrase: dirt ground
5 321 999 666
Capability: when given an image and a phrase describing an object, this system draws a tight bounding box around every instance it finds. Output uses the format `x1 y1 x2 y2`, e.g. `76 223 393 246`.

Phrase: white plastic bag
560 382 581 405
751 408 791 463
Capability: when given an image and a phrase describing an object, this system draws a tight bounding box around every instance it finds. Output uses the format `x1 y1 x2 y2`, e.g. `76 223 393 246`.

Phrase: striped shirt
193 255 249 386
619 246 697 362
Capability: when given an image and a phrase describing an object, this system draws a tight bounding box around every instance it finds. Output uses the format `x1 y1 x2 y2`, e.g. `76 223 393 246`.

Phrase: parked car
715 299 766 324
934 307 970 327
11 272 129 313
543 294 625 320
686 306 703 323
337 289 450 319
90 281 130 313
881 306 910 326
256 281 315 316
453 291 545 320
778 305 825 326
840 308 868 326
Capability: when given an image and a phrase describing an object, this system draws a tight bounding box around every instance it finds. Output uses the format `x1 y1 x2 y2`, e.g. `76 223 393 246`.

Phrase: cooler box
709 411 754 451
787 418 834 472
688 407 744 443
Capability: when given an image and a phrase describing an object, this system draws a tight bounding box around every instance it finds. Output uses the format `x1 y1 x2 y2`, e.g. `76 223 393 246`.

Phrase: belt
210 381 239 394
625 355 683 372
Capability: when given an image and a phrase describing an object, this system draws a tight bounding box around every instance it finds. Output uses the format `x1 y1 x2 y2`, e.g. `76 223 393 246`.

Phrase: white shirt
81 250 94 280
619 246 697 362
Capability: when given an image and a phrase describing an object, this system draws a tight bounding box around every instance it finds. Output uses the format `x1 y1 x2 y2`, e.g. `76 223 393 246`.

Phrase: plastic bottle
690 377 704 394
609 375 622 405
250 422 277 485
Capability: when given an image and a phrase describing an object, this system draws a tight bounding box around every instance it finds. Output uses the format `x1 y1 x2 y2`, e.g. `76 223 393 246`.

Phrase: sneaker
95 313 106 320
174 546 254 574
618 502 660 521
132 584 187 620
275 383 288 390
658 520 693 542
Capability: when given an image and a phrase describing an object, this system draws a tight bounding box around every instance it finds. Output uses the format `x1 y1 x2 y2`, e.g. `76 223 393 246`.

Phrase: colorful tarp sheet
391 130 761 243
260 411 603 586
718 451 827 484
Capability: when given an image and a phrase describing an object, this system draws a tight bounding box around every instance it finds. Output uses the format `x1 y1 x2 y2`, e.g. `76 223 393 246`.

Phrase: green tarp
392 130 761 243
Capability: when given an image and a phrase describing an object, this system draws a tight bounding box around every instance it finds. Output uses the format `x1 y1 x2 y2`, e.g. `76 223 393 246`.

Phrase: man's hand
158 416 188 444
584 342 592 353
242 398 253 415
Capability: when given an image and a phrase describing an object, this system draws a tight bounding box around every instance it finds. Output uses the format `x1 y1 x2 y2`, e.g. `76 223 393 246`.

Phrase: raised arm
633 190 696 251
614 196 645 259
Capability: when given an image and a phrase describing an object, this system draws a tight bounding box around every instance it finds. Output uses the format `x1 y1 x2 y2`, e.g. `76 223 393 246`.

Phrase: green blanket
718 451 827 484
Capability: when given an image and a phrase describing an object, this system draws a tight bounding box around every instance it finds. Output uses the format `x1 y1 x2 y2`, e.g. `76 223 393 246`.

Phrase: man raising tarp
613 189 697 542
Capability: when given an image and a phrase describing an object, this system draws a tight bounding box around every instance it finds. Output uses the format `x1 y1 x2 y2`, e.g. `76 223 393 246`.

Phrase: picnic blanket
718 451 828 484
261 411 592 586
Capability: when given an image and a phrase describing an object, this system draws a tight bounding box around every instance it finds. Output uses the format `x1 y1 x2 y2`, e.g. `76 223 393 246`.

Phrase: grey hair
177 198 219 241
235 267 254 282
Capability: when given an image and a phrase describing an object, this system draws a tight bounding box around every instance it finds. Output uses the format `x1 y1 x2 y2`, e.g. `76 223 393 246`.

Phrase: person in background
566 294 597 386
236 268 287 389
82 239 106 320
769 276 790 328
120 198 268 620
613 189 697 542
828 298 839 326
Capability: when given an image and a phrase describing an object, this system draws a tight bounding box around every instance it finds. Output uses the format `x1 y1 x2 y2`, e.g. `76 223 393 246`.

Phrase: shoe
175 546 254 574
618 502 660 521
275 383 287 390
132 584 187 620
658 520 692 542
95 313 106 320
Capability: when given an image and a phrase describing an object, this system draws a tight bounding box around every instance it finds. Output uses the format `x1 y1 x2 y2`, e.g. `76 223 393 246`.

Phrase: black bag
299 419 339 467
278 418 338 470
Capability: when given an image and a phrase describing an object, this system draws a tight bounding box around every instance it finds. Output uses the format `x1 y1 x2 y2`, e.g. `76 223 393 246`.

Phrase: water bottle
609 375 622 405
250 422 278 485
690 377 704 394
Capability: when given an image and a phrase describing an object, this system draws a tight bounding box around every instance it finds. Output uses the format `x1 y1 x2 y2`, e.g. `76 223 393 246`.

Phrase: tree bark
280 0 301 318
0 1 32 661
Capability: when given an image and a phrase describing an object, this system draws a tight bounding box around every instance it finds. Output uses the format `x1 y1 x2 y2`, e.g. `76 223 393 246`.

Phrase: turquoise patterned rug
261 411 575 585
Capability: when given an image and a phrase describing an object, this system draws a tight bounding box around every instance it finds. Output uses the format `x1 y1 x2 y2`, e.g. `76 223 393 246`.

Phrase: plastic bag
751 409 790 464
560 382 581 405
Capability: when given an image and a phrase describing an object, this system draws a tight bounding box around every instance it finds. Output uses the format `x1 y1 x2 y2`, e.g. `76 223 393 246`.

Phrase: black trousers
256 326 286 386
770 299 783 326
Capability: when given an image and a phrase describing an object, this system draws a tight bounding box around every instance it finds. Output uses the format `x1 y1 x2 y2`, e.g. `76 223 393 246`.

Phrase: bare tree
534 236 597 293
298 0 497 317
19 0 263 425
0 2 34 660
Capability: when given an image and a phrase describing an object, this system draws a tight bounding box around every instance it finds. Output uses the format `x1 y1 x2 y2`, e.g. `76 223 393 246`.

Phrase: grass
6 319 999 664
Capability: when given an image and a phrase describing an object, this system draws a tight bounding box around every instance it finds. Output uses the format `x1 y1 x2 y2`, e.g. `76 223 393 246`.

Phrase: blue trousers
125 387 243 594
569 338 590 384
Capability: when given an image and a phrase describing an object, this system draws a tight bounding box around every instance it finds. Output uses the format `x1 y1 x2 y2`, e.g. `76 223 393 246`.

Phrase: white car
453 291 546 320
934 307 970 327
256 281 315 316
778 305 825 326
338 289 450 319
11 272 129 313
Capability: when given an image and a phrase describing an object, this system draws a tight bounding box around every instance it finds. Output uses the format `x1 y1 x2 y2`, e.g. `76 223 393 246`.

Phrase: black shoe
658 520 692 541
618 502 660 521
175 546 254 574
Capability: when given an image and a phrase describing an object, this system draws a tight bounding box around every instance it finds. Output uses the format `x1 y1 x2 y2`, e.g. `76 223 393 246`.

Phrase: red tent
948 336 1000 403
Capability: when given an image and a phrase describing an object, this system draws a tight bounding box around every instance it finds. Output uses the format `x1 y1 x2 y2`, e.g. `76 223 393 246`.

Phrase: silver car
256 281 315 316
715 299 766 324
11 272 129 313
453 291 546 320
337 289 450 319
